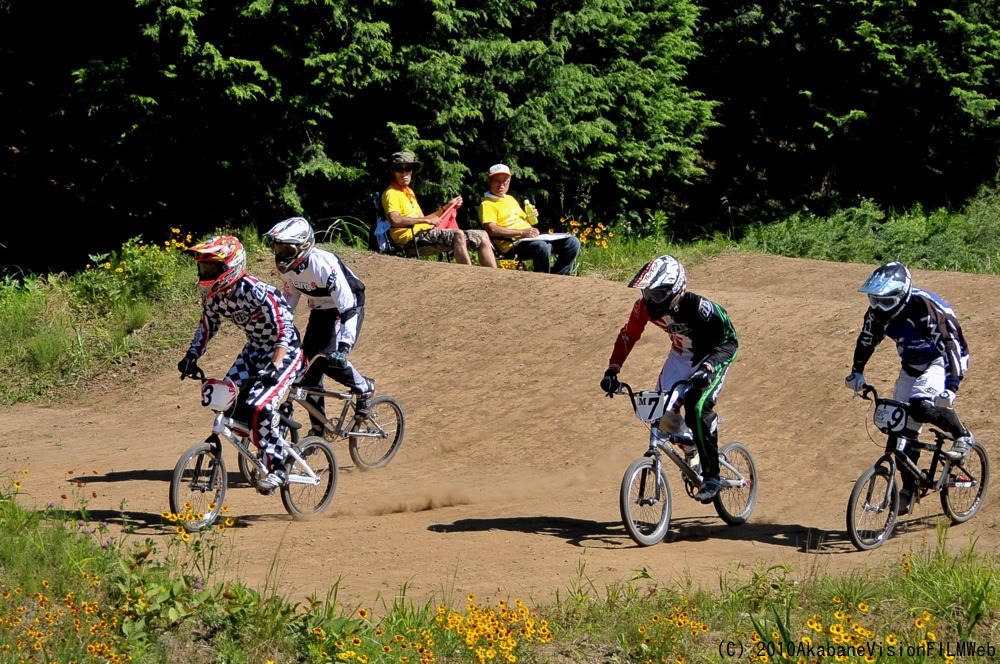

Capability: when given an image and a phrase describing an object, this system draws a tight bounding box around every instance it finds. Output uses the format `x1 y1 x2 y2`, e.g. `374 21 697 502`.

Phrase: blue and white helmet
628 255 687 311
859 261 912 318
264 217 315 273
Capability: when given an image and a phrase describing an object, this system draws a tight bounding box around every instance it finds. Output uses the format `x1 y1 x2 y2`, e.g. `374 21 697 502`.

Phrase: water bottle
524 200 538 224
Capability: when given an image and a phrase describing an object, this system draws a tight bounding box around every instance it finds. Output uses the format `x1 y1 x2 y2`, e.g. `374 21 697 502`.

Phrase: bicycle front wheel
169 442 228 532
281 436 338 518
714 442 759 525
348 396 405 470
847 466 898 551
941 439 990 524
619 457 672 546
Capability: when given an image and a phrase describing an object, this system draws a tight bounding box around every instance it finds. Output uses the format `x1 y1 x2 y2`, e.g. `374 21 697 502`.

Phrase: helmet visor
642 288 674 307
197 261 225 281
868 294 899 311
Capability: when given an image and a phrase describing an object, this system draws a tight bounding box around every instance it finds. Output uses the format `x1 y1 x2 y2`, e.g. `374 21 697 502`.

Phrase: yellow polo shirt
478 194 532 253
382 185 433 245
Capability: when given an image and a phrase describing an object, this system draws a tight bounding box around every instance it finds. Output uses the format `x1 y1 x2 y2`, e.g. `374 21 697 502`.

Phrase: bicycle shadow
65 469 174 484
427 515 859 552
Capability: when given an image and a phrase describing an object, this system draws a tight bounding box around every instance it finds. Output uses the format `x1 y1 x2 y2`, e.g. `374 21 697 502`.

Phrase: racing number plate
873 401 908 434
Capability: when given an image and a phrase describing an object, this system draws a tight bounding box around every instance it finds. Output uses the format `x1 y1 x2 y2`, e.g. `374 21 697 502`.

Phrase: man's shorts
414 228 488 251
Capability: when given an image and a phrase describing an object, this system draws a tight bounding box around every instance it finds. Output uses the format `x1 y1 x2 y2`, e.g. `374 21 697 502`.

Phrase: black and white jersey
187 275 299 357
277 248 361 313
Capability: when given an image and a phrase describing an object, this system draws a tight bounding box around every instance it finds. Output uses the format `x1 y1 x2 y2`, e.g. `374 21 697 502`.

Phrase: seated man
381 151 496 268
478 163 581 276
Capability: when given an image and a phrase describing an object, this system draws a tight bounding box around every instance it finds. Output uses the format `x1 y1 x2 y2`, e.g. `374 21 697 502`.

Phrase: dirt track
2 252 997 610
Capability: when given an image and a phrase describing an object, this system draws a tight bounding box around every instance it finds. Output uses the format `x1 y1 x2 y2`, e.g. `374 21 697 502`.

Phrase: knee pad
908 397 936 423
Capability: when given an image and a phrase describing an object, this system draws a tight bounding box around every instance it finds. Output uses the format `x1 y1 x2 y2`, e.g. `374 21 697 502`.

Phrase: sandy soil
2 251 997 611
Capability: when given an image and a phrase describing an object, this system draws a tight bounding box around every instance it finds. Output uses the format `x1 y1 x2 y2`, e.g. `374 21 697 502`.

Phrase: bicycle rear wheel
713 442 759 525
941 439 990 524
280 436 338 518
169 442 228 532
619 457 672 546
348 396 405 470
846 466 898 551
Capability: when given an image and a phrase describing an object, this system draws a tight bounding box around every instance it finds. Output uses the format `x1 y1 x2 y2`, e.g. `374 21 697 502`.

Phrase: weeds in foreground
1 471 999 662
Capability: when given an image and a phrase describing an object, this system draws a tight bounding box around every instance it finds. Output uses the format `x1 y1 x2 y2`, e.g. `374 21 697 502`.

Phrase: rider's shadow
429 515 866 553
66 469 174 484
428 516 626 548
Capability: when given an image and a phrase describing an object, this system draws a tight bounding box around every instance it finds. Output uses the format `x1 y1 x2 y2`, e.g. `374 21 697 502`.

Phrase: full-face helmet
264 217 315 273
628 255 687 311
184 236 247 298
859 261 912 320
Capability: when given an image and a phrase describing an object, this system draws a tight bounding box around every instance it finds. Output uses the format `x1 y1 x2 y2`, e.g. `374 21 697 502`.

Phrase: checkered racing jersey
186 274 300 358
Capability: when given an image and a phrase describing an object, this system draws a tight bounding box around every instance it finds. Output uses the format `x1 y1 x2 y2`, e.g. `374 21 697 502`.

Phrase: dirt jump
2 252 997 610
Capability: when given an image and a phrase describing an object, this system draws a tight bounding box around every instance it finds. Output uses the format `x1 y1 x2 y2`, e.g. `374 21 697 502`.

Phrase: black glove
258 364 279 388
600 368 620 395
330 345 350 368
177 351 198 378
690 367 714 389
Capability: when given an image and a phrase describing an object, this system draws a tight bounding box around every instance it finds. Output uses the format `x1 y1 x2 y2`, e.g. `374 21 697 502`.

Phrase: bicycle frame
859 384 968 505
619 380 749 492
285 385 388 441
207 411 323 487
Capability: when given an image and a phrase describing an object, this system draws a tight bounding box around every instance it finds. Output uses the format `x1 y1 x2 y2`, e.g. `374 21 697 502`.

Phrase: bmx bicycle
169 367 339 531
846 383 990 551
234 383 405 485
286 383 404 471
609 379 759 546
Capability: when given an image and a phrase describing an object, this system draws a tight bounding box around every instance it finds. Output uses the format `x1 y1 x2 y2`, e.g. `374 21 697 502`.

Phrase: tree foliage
690 0 1000 229
2 0 1000 274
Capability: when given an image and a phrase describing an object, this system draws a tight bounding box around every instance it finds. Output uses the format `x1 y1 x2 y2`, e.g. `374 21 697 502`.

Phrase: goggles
197 262 225 281
868 294 899 311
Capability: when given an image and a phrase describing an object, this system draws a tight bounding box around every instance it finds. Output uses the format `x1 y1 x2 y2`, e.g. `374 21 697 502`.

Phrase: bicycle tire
169 442 228 532
619 457 672 546
941 439 990 524
238 419 300 485
846 466 898 551
280 436 338 518
348 395 405 470
713 442 759 525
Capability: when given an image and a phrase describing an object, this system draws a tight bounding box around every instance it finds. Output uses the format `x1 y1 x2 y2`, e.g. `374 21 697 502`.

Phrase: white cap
488 163 512 178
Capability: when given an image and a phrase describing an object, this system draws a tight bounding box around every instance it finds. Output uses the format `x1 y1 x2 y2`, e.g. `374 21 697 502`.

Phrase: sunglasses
392 165 415 173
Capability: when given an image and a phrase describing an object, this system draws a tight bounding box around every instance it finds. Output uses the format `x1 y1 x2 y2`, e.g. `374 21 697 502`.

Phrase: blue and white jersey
187 274 299 357
853 287 969 390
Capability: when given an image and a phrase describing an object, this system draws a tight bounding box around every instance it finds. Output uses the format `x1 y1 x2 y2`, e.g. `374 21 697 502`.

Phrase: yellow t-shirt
478 194 532 253
382 185 433 245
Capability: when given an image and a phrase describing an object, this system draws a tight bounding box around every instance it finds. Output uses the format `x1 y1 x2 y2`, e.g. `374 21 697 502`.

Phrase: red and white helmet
184 235 247 298
264 217 315 273
628 255 687 311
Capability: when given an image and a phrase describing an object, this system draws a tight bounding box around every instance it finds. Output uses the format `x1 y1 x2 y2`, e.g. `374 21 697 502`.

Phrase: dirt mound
2 251 998 608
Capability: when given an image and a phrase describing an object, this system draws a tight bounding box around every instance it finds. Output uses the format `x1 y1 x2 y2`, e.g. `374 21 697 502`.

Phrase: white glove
845 372 866 392
934 390 956 408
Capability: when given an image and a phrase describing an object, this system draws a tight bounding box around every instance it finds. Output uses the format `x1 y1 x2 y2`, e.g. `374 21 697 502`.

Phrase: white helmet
264 217 315 272
628 255 687 311
859 261 912 320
